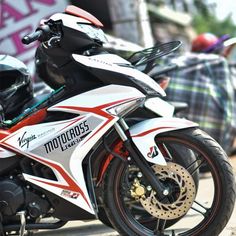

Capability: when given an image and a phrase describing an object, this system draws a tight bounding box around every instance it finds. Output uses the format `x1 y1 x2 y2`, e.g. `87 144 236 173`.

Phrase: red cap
191 33 219 52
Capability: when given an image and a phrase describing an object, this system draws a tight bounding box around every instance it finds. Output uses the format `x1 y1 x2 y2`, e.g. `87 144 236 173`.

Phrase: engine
0 178 51 223
0 179 24 216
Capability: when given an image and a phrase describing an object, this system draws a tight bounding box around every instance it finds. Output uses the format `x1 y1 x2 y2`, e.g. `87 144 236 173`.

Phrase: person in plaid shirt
165 34 236 154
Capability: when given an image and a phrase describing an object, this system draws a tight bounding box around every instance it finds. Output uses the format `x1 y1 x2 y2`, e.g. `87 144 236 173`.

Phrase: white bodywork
129 118 198 165
72 54 166 97
144 97 174 117
0 85 145 214
0 77 198 216
50 13 108 43
0 84 198 216
0 32 196 216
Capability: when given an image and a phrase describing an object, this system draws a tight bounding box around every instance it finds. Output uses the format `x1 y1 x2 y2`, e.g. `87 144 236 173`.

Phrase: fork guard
129 117 198 166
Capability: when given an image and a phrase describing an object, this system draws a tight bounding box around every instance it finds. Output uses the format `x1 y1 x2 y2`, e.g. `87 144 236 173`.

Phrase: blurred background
1 0 236 74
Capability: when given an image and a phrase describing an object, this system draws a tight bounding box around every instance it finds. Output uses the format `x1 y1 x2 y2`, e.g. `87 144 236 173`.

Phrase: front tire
103 128 236 236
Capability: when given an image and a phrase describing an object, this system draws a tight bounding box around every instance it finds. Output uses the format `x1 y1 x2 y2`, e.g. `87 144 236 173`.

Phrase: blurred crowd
164 33 236 155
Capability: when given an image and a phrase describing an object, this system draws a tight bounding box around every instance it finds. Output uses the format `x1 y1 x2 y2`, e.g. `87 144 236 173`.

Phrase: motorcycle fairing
72 54 166 97
0 147 15 158
1 116 96 214
0 85 145 215
144 97 174 117
129 117 198 165
49 12 107 43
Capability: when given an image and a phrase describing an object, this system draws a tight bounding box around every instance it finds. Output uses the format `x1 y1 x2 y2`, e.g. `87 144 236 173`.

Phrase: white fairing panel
0 85 145 215
129 118 198 165
72 54 166 97
48 84 145 112
50 13 91 27
145 97 174 117
49 13 107 43
0 147 15 158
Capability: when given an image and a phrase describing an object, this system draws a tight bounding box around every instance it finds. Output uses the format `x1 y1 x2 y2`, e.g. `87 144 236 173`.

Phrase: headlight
108 98 145 117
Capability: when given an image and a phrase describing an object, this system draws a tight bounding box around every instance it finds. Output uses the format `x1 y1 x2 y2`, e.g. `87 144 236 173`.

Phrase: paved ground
34 156 236 236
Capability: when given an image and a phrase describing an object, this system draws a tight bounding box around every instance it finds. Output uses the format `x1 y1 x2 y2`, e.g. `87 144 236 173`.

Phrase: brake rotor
139 162 196 220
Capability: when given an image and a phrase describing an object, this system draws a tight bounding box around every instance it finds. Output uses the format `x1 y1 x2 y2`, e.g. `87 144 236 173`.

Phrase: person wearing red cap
191 33 230 54
164 33 236 155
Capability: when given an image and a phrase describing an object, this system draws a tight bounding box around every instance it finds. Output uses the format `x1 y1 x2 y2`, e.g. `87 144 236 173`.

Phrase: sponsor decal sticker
61 190 80 199
44 120 90 153
18 131 37 148
147 146 159 159
37 128 55 138
88 57 113 66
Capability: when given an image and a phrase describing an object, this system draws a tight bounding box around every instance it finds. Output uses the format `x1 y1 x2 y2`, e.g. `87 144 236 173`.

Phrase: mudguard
129 117 198 166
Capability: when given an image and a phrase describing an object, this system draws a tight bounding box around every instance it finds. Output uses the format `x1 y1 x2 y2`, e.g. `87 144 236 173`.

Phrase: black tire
98 137 199 229
103 128 236 236
98 207 114 228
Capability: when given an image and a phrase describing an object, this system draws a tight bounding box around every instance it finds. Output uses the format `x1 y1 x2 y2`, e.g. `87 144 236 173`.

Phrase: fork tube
114 122 166 198
119 118 129 131
114 122 128 141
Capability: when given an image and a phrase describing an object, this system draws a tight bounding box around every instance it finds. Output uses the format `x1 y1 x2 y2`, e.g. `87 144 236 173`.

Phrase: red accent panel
54 98 134 143
65 5 103 27
10 109 47 133
0 109 47 141
29 153 91 208
131 126 174 138
0 130 11 141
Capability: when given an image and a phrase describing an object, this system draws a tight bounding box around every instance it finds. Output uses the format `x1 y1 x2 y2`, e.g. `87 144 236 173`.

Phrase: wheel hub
137 162 196 220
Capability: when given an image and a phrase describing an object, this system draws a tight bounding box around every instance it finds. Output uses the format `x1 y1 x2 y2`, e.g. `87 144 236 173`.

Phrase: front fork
114 119 167 199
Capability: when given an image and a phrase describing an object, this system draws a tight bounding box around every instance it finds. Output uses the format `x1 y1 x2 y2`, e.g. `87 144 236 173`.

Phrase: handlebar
22 30 43 45
22 25 51 45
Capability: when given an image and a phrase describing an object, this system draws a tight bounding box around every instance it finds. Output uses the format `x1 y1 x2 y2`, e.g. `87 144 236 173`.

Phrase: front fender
129 117 198 165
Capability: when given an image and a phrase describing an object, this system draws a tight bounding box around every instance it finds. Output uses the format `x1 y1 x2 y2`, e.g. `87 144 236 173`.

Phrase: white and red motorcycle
0 5 235 236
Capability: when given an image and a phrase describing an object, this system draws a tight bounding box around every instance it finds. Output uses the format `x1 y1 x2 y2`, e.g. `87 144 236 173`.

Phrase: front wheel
103 128 236 236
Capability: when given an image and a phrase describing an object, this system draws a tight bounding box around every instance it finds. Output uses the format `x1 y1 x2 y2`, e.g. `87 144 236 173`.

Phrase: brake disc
139 162 196 220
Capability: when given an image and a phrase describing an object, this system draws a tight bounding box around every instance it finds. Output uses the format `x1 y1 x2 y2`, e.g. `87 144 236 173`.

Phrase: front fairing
72 53 166 97
129 117 198 165
0 85 145 215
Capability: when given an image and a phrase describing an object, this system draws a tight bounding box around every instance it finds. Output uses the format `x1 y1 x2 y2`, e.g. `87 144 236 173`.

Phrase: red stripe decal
54 98 136 143
131 126 174 138
58 116 84 133
0 142 91 209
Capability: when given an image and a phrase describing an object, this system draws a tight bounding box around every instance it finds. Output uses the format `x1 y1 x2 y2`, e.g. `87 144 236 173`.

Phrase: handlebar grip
22 30 43 45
